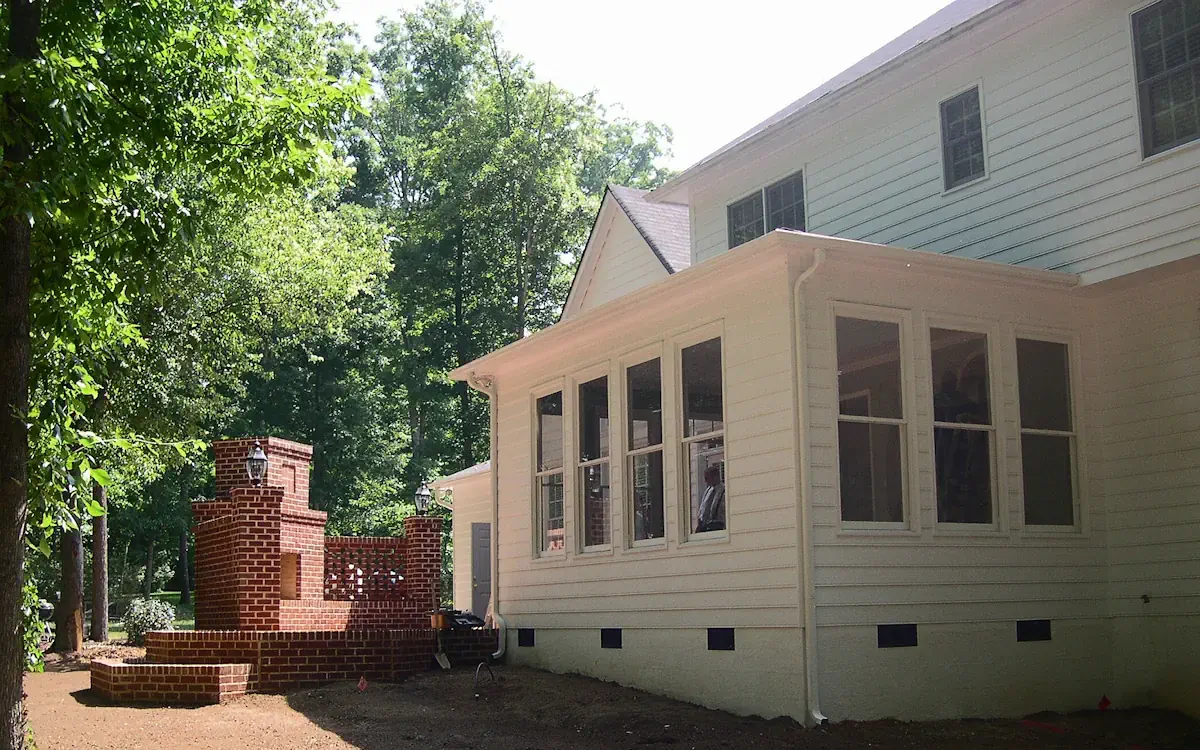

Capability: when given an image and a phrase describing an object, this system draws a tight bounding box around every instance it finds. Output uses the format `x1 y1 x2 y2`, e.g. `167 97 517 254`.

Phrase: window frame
937 82 990 194
1128 0 1200 160
621 343 670 550
675 321 729 545
725 169 807 250
831 302 918 533
924 315 1006 535
572 362 615 554
1012 327 1086 535
531 379 568 560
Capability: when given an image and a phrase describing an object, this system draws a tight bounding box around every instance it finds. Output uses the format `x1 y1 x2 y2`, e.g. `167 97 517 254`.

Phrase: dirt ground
26 646 1200 750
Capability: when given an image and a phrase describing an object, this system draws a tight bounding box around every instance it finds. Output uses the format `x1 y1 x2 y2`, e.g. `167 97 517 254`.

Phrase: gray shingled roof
607 185 691 273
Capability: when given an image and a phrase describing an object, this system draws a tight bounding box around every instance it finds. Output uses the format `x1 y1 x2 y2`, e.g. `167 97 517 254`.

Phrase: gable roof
562 185 690 318
606 185 690 273
651 0 1012 198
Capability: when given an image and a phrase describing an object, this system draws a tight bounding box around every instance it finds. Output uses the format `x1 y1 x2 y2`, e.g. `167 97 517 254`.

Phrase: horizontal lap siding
690 0 1200 283
446 476 490 613
803 261 1107 627
1095 266 1200 616
495 267 800 629
577 212 669 313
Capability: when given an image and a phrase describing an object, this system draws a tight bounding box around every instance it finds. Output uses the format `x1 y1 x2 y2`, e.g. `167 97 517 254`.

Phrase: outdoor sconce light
245 440 268 486
414 482 432 514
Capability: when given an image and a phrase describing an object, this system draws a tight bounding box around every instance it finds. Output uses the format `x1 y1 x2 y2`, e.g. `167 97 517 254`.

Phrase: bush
122 597 175 645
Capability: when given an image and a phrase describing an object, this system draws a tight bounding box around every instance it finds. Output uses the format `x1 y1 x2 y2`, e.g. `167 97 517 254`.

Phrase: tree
0 0 365 744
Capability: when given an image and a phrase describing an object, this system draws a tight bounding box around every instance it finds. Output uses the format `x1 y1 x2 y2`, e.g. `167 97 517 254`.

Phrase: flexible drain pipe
792 248 827 726
468 372 506 661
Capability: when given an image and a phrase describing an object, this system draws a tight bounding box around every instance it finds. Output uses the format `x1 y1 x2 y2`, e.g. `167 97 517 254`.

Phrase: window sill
624 540 668 554
941 172 989 196
532 551 568 564
836 526 920 539
1021 524 1086 539
1140 134 1200 165
931 523 1005 538
679 531 730 548
577 545 615 557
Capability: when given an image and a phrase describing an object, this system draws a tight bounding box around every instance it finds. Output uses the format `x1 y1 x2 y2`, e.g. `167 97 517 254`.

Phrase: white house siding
439 474 491 614
690 0 1200 284
490 257 806 720
796 254 1111 720
575 209 669 313
1090 259 1200 715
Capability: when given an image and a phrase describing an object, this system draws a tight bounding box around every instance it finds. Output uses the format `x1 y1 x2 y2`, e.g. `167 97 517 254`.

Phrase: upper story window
727 192 764 249
930 327 995 525
680 337 725 536
535 391 565 554
939 86 987 190
1133 0 1200 156
1017 338 1077 526
577 375 611 549
726 170 806 249
626 357 665 544
835 313 908 525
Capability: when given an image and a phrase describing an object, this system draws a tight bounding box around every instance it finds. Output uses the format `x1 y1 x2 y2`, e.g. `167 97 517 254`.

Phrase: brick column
232 487 284 630
402 516 443 613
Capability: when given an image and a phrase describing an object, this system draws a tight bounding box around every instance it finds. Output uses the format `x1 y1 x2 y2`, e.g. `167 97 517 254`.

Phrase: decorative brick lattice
324 537 407 601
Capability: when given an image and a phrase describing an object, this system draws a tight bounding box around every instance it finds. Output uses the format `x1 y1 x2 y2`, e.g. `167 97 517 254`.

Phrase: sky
328 0 957 170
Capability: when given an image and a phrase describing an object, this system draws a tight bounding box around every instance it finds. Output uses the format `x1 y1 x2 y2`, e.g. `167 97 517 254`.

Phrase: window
930 327 995 525
535 391 565 553
766 171 806 232
727 191 764 249
681 337 725 536
1017 338 1076 526
578 375 611 549
727 170 806 249
1132 0 1200 156
626 358 665 543
940 86 986 189
835 315 907 524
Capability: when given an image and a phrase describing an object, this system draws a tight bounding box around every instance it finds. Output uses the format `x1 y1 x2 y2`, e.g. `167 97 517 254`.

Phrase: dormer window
726 170 806 249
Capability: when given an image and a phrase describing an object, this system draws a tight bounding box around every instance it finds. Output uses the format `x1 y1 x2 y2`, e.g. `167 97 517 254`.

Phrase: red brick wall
213 436 313 500
90 658 251 705
282 508 327 601
277 600 428 631
232 487 284 630
141 628 498 693
324 537 406 600
193 505 238 630
401 517 442 613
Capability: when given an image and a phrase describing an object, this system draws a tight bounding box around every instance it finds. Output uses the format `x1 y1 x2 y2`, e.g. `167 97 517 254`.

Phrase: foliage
120 597 175 646
20 569 46 674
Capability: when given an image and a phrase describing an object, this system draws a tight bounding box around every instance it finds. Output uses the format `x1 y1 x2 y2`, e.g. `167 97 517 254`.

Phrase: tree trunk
1 0 42 743
454 224 473 469
52 528 84 653
89 483 108 642
177 530 190 606
142 539 155 598
117 538 130 596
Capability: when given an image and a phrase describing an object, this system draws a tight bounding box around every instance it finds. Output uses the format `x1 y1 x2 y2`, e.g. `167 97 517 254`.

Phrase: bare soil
25 646 1200 750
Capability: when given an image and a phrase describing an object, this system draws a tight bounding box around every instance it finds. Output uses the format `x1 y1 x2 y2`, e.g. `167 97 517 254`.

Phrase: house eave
451 231 1079 382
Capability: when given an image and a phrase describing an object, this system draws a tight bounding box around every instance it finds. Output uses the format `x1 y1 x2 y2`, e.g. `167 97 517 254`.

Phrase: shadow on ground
286 666 1200 750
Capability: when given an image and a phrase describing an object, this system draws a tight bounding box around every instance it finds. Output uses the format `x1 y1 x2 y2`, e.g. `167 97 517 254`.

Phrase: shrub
122 598 175 645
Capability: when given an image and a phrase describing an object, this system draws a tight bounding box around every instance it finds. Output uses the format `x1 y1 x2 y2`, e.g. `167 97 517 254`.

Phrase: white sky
329 0 956 170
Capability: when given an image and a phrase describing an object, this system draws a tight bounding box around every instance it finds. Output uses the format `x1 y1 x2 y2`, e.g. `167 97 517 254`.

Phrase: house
436 0 1200 724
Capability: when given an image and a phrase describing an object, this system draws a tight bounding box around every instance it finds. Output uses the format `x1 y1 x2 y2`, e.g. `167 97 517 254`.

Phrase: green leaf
90 468 111 486
84 499 107 517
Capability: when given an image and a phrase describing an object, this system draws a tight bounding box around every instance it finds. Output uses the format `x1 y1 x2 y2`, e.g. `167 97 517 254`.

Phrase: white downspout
468 372 507 660
792 248 827 725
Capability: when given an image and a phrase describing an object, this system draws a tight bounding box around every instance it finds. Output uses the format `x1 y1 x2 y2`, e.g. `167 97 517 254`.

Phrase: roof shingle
607 185 691 273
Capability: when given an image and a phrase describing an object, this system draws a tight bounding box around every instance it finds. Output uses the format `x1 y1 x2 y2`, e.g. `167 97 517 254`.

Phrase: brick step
90 659 252 705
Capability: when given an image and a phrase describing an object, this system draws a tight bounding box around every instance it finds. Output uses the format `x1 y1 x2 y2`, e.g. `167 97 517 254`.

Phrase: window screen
940 87 986 189
1133 0 1200 156
727 191 764 249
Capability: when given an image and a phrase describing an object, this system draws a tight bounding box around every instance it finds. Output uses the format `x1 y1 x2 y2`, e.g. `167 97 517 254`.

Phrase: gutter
792 249 827 726
467 372 506 661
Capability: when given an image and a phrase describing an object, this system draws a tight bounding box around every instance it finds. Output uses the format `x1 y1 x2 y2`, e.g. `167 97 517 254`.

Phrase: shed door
470 522 491 616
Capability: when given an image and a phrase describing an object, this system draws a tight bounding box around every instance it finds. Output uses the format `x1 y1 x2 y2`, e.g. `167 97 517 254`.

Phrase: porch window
1017 338 1076 526
578 375 611 548
930 328 995 524
835 315 907 524
536 391 565 553
681 337 725 536
939 86 986 189
1132 0 1200 156
627 358 665 543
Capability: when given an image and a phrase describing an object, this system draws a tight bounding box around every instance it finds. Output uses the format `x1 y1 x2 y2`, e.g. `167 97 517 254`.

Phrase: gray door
470 522 491 616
